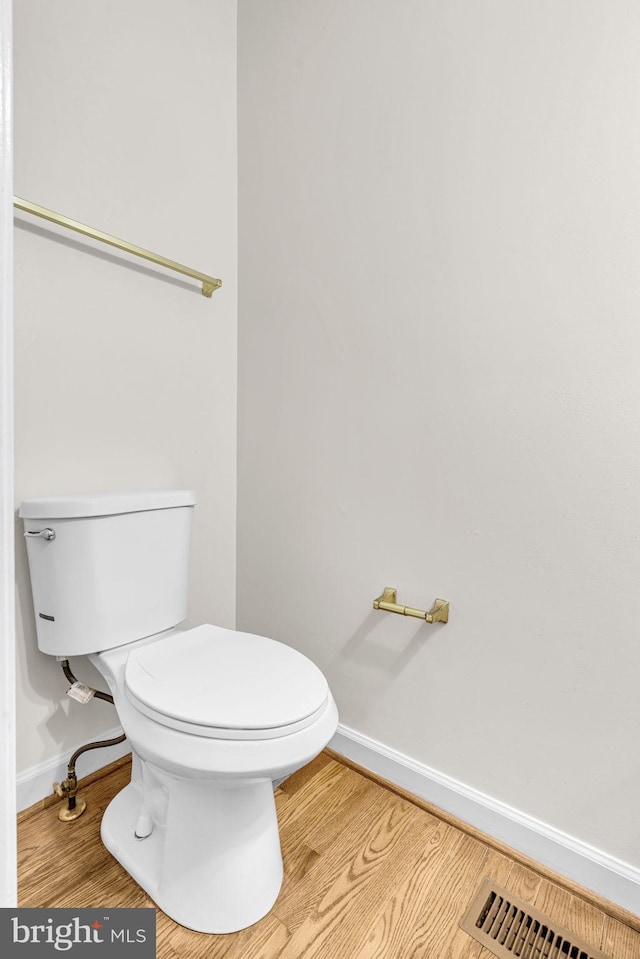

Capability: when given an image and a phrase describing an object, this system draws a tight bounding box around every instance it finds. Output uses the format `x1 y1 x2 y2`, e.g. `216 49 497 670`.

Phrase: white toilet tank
19 490 196 657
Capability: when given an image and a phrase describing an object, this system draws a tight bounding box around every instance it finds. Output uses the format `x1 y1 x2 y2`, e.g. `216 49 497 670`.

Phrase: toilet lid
124 623 329 739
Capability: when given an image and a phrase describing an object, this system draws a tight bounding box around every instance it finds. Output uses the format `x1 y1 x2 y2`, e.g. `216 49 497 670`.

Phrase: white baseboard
16 728 131 814
330 724 640 916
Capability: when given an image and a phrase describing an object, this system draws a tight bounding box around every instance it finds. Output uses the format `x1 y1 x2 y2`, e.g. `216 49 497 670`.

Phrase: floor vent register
459 878 610 959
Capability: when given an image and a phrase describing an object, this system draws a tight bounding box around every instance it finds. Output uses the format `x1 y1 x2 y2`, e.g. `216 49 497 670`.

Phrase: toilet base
100 764 284 933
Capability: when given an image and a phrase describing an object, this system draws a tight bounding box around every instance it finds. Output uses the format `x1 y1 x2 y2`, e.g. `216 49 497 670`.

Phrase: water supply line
53 659 126 822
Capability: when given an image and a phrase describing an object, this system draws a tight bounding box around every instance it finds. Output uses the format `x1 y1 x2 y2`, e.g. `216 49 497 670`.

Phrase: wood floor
18 751 640 958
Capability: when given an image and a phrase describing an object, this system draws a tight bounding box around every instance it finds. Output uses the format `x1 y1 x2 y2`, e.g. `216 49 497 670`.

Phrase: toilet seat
124 623 330 741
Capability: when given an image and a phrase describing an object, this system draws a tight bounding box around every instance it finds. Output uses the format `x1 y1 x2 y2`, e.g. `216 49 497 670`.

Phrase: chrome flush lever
24 527 56 541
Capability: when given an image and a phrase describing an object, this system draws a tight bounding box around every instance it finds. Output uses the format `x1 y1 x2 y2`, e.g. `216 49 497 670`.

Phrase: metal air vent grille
459 878 611 959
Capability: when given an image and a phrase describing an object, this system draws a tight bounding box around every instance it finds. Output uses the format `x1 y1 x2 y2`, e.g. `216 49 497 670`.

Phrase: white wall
237 0 640 878
14 1 237 777
0 0 16 906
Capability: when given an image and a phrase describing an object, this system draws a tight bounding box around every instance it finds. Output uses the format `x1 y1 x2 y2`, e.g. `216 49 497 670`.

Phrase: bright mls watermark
0 909 156 957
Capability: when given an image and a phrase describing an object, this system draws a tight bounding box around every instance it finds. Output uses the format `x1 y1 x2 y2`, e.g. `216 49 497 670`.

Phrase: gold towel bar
373 588 449 624
14 196 222 298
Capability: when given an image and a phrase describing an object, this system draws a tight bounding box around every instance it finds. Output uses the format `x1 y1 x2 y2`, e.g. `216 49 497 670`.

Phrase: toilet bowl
19 491 338 933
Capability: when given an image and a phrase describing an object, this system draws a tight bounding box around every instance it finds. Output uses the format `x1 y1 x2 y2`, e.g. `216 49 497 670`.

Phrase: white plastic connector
66 682 95 704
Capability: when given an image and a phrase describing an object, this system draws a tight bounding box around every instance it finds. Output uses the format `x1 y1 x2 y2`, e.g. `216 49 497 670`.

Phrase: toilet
19 490 338 934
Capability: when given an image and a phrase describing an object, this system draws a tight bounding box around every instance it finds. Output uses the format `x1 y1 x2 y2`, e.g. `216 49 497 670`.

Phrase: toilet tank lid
19 490 196 519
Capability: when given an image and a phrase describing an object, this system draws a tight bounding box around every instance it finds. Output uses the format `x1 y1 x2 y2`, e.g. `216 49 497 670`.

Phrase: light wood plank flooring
18 751 640 958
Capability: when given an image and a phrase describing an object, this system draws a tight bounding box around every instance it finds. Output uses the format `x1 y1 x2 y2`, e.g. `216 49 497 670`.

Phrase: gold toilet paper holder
373 588 449 624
